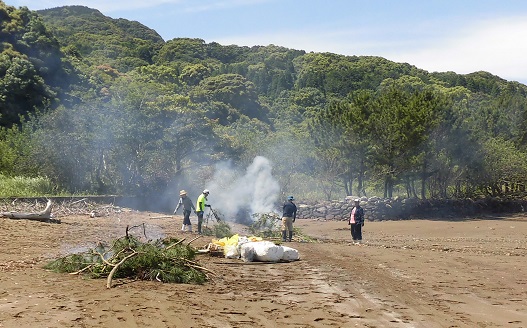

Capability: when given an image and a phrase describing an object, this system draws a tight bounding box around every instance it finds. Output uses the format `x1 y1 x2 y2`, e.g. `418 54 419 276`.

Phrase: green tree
309 91 373 197
180 63 211 86
477 137 527 196
0 51 53 127
369 87 444 198
155 38 207 64
0 3 71 127
191 73 269 122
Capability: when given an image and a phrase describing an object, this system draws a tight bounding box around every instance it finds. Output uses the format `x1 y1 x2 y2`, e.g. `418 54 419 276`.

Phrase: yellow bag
213 234 239 247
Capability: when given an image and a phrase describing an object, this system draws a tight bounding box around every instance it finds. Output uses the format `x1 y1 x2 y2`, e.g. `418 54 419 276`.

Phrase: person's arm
174 198 182 214
360 208 365 225
292 204 297 222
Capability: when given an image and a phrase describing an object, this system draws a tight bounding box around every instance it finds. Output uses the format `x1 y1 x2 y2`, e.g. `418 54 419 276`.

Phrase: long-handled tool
209 206 222 222
204 206 222 231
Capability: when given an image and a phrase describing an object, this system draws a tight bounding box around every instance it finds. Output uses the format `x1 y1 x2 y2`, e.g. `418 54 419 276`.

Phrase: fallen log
0 199 59 223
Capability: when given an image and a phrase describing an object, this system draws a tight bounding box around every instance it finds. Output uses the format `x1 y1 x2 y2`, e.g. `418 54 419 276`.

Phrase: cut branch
106 251 138 289
126 223 147 239
69 264 94 275
166 238 186 250
182 258 216 276
186 235 202 245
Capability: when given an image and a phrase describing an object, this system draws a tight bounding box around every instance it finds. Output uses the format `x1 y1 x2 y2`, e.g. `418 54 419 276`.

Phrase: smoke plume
206 156 280 222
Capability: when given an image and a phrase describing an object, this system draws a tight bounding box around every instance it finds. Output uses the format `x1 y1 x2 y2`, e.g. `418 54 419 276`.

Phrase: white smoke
206 156 280 222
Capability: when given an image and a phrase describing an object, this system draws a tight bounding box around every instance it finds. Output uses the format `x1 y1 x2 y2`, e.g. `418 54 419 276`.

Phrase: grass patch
0 174 64 197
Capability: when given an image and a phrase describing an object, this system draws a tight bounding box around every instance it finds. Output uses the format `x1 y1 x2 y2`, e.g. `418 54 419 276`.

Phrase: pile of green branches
202 221 233 238
44 235 210 288
249 212 316 242
201 209 233 238
249 212 282 238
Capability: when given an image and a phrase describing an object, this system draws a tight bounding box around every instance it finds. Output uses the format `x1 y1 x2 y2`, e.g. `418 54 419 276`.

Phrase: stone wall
296 196 527 221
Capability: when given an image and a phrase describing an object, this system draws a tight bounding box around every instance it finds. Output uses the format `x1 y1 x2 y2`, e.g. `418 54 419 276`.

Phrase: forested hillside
2 1 527 205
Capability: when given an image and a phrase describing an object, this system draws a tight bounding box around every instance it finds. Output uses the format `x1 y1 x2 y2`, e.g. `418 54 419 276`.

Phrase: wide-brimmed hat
179 190 187 196
203 189 210 194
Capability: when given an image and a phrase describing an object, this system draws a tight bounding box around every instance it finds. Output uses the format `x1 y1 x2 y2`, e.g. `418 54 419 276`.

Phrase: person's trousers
183 210 191 225
196 211 204 233
281 216 293 232
281 216 294 241
350 223 362 240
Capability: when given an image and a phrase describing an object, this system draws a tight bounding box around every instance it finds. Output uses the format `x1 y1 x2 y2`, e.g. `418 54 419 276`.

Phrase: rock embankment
296 196 527 221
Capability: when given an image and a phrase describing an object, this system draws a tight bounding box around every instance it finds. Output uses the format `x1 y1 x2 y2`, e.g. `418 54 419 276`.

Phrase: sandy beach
1 210 526 327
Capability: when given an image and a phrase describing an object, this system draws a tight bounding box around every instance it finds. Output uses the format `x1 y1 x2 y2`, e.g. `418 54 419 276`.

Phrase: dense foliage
2 1 527 204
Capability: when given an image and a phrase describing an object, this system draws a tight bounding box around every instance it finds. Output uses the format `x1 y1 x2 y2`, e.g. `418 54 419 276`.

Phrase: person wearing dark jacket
349 198 365 244
282 195 297 242
174 190 196 232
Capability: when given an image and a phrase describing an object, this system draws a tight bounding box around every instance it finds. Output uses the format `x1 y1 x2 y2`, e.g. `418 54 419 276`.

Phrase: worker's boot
181 224 185 232
288 231 293 242
282 231 287 242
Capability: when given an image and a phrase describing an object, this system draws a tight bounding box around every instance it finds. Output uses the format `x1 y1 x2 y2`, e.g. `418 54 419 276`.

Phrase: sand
1 210 526 327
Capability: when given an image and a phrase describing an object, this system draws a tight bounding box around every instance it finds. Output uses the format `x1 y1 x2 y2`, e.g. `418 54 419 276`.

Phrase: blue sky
7 0 527 84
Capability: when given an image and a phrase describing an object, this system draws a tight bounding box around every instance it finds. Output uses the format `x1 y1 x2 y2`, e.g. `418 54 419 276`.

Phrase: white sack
281 246 300 261
224 244 240 259
239 242 256 262
252 241 284 262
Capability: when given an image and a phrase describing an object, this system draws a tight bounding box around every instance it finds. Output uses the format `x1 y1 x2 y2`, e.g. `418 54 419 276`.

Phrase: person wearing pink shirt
349 198 365 244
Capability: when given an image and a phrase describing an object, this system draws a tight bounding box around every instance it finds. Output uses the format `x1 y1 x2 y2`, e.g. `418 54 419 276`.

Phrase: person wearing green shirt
196 189 211 234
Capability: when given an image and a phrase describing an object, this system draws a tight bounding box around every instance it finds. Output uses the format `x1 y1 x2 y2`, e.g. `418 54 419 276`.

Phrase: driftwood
0 199 58 223
149 215 172 219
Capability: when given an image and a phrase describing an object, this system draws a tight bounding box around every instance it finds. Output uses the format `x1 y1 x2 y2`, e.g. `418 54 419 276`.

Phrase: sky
6 0 527 84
